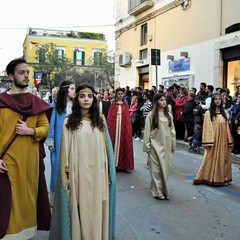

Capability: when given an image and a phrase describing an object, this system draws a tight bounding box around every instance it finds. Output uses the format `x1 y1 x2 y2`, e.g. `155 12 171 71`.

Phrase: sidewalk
176 139 240 165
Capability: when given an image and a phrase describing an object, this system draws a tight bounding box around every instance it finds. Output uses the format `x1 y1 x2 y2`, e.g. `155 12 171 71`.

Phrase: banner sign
34 71 44 85
169 58 190 73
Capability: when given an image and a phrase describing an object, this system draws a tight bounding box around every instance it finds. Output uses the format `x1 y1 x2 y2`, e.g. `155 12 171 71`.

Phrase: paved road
34 141 240 239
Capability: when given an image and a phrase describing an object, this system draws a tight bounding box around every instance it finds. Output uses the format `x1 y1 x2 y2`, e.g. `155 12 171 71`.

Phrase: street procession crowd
0 58 239 240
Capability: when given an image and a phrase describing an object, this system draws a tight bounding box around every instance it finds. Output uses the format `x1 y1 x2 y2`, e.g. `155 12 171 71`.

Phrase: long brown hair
209 93 227 122
66 84 104 132
151 93 172 130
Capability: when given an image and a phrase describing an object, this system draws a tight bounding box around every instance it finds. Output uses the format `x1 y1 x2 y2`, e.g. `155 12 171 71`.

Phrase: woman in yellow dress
193 93 233 186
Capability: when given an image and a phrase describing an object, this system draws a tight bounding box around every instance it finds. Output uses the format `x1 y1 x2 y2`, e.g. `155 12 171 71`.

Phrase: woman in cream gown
143 93 176 200
49 84 116 240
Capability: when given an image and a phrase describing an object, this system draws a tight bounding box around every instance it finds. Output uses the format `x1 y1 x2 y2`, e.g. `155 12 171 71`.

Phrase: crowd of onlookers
94 82 240 155
32 81 240 156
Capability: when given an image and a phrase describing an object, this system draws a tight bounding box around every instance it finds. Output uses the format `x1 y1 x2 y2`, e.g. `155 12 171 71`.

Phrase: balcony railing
128 0 154 16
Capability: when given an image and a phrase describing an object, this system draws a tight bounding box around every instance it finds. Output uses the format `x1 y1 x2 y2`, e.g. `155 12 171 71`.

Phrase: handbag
237 126 240 135
130 115 136 123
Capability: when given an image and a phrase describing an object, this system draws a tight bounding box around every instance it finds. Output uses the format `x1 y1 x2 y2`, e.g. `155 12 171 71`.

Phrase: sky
0 0 115 73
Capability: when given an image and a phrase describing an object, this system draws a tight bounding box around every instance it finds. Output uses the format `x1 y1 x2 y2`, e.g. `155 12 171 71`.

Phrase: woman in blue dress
45 80 76 205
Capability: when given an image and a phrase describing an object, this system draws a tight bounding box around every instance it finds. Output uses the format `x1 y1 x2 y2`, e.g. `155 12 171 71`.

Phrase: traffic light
151 49 161 65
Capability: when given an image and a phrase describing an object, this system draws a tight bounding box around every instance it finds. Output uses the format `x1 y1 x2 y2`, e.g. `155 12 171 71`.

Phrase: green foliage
31 43 74 90
77 32 105 40
88 49 115 89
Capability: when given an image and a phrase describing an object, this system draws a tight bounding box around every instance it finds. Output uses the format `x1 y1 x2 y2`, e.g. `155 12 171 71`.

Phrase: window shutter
82 51 85 65
74 50 77 64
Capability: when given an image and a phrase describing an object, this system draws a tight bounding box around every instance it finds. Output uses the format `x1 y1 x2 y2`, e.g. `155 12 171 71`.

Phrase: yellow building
23 28 107 87
115 0 240 95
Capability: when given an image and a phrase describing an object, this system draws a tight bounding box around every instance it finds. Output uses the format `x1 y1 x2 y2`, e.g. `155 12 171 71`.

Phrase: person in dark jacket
181 91 196 141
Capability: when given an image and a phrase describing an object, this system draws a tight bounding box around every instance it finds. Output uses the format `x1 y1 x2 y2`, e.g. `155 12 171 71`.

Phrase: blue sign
169 58 190 73
34 71 44 85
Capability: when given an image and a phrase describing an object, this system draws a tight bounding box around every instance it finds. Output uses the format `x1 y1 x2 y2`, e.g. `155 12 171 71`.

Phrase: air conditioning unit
119 52 131 67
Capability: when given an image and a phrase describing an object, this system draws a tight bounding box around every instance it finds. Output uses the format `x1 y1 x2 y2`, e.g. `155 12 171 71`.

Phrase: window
93 50 102 65
74 48 85 66
140 49 148 60
141 23 148 46
38 47 46 63
56 48 64 59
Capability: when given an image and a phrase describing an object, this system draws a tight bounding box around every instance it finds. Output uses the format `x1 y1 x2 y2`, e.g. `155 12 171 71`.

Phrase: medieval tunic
107 102 134 171
143 113 176 199
193 110 233 186
0 92 52 240
49 115 116 240
45 101 72 194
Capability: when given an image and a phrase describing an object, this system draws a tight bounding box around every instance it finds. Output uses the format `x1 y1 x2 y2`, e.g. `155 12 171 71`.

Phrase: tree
31 43 74 90
89 49 115 90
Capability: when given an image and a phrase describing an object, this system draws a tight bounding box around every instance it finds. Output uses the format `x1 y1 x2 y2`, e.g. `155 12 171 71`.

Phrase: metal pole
155 64 158 88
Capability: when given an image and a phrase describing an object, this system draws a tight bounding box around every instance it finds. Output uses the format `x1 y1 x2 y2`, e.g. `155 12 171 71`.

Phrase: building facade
23 28 107 89
115 0 240 95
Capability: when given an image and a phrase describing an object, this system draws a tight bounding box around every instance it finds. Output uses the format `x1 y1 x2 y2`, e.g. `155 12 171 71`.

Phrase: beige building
115 0 240 95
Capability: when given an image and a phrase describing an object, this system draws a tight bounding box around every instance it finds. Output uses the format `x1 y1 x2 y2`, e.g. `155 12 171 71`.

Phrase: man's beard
14 79 28 88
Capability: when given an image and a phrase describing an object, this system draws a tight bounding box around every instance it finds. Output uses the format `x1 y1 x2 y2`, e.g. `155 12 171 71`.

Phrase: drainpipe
220 0 223 35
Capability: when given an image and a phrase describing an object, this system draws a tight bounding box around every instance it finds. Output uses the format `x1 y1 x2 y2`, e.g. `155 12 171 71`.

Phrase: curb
176 140 240 165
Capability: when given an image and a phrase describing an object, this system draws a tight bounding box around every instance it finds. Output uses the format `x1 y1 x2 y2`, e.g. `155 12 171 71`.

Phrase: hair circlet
77 88 94 95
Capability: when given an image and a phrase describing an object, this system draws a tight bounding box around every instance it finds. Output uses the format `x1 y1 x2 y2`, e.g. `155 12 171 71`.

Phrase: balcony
128 0 154 16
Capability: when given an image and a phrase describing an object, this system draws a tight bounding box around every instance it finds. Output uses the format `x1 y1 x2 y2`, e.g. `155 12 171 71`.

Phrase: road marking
186 174 240 198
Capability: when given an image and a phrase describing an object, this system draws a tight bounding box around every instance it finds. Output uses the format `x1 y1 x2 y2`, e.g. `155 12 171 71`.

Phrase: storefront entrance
222 45 240 96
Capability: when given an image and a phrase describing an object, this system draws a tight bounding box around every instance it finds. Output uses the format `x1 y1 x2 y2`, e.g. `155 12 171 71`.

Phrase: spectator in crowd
158 84 164 93
129 95 138 138
124 89 132 107
181 91 196 141
134 95 144 140
45 80 76 205
0 58 52 239
49 87 58 103
229 94 240 154
32 87 42 98
220 88 233 119
151 85 157 94
174 87 188 139
197 82 207 98
232 85 240 103
140 92 153 127
200 85 214 111
107 88 134 172
99 91 111 120
143 93 176 200
193 95 205 127
188 124 203 154
193 93 233 186
190 87 197 94
49 84 116 240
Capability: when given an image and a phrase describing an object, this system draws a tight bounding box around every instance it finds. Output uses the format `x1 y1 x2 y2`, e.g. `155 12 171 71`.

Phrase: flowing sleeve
143 113 152 152
49 118 71 240
170 115 176 151
102 116 116 240
202 111 214 147
226 121 233 147
45 102 56 147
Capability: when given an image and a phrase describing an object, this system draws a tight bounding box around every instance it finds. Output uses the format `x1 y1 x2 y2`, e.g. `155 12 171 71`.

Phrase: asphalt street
33 141 240 240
